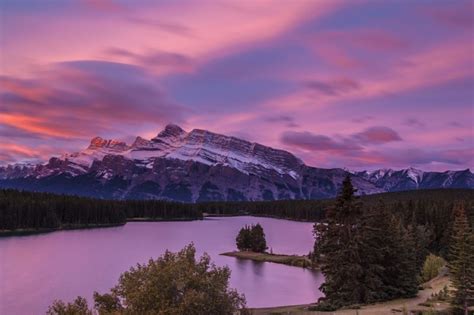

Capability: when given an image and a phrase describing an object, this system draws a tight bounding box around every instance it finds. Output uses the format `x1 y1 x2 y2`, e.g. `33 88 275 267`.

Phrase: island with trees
2 182 473 313
221 223 316 269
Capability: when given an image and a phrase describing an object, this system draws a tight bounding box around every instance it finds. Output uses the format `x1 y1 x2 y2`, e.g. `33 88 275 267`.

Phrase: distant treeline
198 189 474 256
1 189 473 251
0 189 202 233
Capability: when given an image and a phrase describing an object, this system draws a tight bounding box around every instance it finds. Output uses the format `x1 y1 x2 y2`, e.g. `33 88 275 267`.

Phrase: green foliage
47 244 246 315
313 175 365 309
47 296 92 315
93 291 122 314
236 223 268 252
422 254 445 282
448 203 474 314
313 176 421 310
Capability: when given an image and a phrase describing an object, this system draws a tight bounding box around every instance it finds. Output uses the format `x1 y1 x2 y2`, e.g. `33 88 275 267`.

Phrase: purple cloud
304 77 360 96
0 60 188 141
352 126 402 144
264 115 299 127
403 118 425 128
281 131 362 152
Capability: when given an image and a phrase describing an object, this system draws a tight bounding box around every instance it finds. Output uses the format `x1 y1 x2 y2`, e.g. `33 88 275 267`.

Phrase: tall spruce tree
357 200 390 302
448 203 474 315
314 175 364 309
394 220 419 297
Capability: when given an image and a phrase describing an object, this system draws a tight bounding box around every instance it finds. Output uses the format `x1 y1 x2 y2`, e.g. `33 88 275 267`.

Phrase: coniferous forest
312 176 474 313
1 187 472 260
0 189 202 233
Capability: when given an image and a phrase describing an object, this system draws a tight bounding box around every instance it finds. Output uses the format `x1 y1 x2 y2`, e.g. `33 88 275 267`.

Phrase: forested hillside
0 189 202 233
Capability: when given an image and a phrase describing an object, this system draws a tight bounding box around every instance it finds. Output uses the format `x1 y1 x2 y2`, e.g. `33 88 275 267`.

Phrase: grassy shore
221 251 316 269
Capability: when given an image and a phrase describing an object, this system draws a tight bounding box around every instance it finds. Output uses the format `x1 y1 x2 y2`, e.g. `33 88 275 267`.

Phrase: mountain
354 167 473 191
0 124 472 202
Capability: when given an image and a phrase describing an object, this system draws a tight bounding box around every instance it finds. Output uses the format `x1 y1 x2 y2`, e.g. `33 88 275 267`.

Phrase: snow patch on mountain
59 124 303 179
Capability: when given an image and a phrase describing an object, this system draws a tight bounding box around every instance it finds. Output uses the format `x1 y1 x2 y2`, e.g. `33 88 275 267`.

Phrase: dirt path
249 273 451 315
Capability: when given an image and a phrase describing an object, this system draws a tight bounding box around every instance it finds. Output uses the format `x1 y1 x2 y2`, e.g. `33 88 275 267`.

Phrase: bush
47 244 246 315
422 254 445 282
47 297 92 315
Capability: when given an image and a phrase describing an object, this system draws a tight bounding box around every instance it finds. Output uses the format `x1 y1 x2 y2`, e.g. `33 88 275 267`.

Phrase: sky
0 0 473 171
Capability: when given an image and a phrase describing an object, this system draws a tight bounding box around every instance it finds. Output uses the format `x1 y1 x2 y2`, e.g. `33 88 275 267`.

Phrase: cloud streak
0 0 471 171
0 61 187 142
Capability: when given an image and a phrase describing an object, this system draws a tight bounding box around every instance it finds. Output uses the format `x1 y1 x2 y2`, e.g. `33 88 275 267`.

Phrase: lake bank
221 251 316 269
249 273 453 314
0 217 204 237
126 217 202 222
0 216 321 313
0 222 126 237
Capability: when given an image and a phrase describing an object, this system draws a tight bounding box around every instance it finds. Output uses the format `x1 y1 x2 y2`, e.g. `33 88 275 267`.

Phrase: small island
221 251 316 269
221 223 317 269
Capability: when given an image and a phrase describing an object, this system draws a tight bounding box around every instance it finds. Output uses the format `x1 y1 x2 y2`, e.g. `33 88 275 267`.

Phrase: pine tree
448 203 474 315
314 175 365 309
236 225 252 251
395 221 419 297
250 223 267 253
358 200 393 302
236 224 268 253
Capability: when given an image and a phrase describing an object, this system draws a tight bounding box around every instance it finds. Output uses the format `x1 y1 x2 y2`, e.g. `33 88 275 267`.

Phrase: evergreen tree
448 203 474 315
314 178 422 310
358 200 393 302
236 225 252 251
250 223 267 253
314 175 365 309
236 223 267 253
394 220 419 297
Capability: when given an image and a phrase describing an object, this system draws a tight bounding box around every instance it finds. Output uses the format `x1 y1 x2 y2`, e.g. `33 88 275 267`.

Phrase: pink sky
0 0 473 171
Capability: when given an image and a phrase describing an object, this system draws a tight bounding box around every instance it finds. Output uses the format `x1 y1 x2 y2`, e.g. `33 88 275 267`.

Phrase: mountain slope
0 124 472 202
355 167 473 191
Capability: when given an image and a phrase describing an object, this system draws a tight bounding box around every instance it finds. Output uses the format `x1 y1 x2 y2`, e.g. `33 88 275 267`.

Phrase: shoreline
0 217 203 237
249 273 453 314
221 251 317 269
0 222 126 237
126 217 202 222
203 212 316 222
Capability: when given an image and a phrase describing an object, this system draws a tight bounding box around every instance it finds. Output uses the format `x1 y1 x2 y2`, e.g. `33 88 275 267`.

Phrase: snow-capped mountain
0 124 472 202
61 124 303 180
354 167 473 191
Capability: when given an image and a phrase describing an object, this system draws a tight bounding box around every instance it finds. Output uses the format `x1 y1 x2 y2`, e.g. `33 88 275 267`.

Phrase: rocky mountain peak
88 136 128 151
131 136 150 149
156 124 187 139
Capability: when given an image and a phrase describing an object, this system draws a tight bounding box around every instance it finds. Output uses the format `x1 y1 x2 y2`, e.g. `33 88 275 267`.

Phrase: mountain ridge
0 124 472 202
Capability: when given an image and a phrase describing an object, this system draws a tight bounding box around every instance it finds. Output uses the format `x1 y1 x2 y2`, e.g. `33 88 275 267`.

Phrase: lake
0 216 324 314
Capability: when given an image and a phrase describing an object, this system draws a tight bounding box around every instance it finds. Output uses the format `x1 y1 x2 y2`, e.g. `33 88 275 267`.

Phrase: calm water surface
0 216 324 314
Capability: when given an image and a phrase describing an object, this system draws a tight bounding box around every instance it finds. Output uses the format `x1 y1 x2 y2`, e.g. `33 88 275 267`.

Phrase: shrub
47 244 246 315
422 254 445 282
